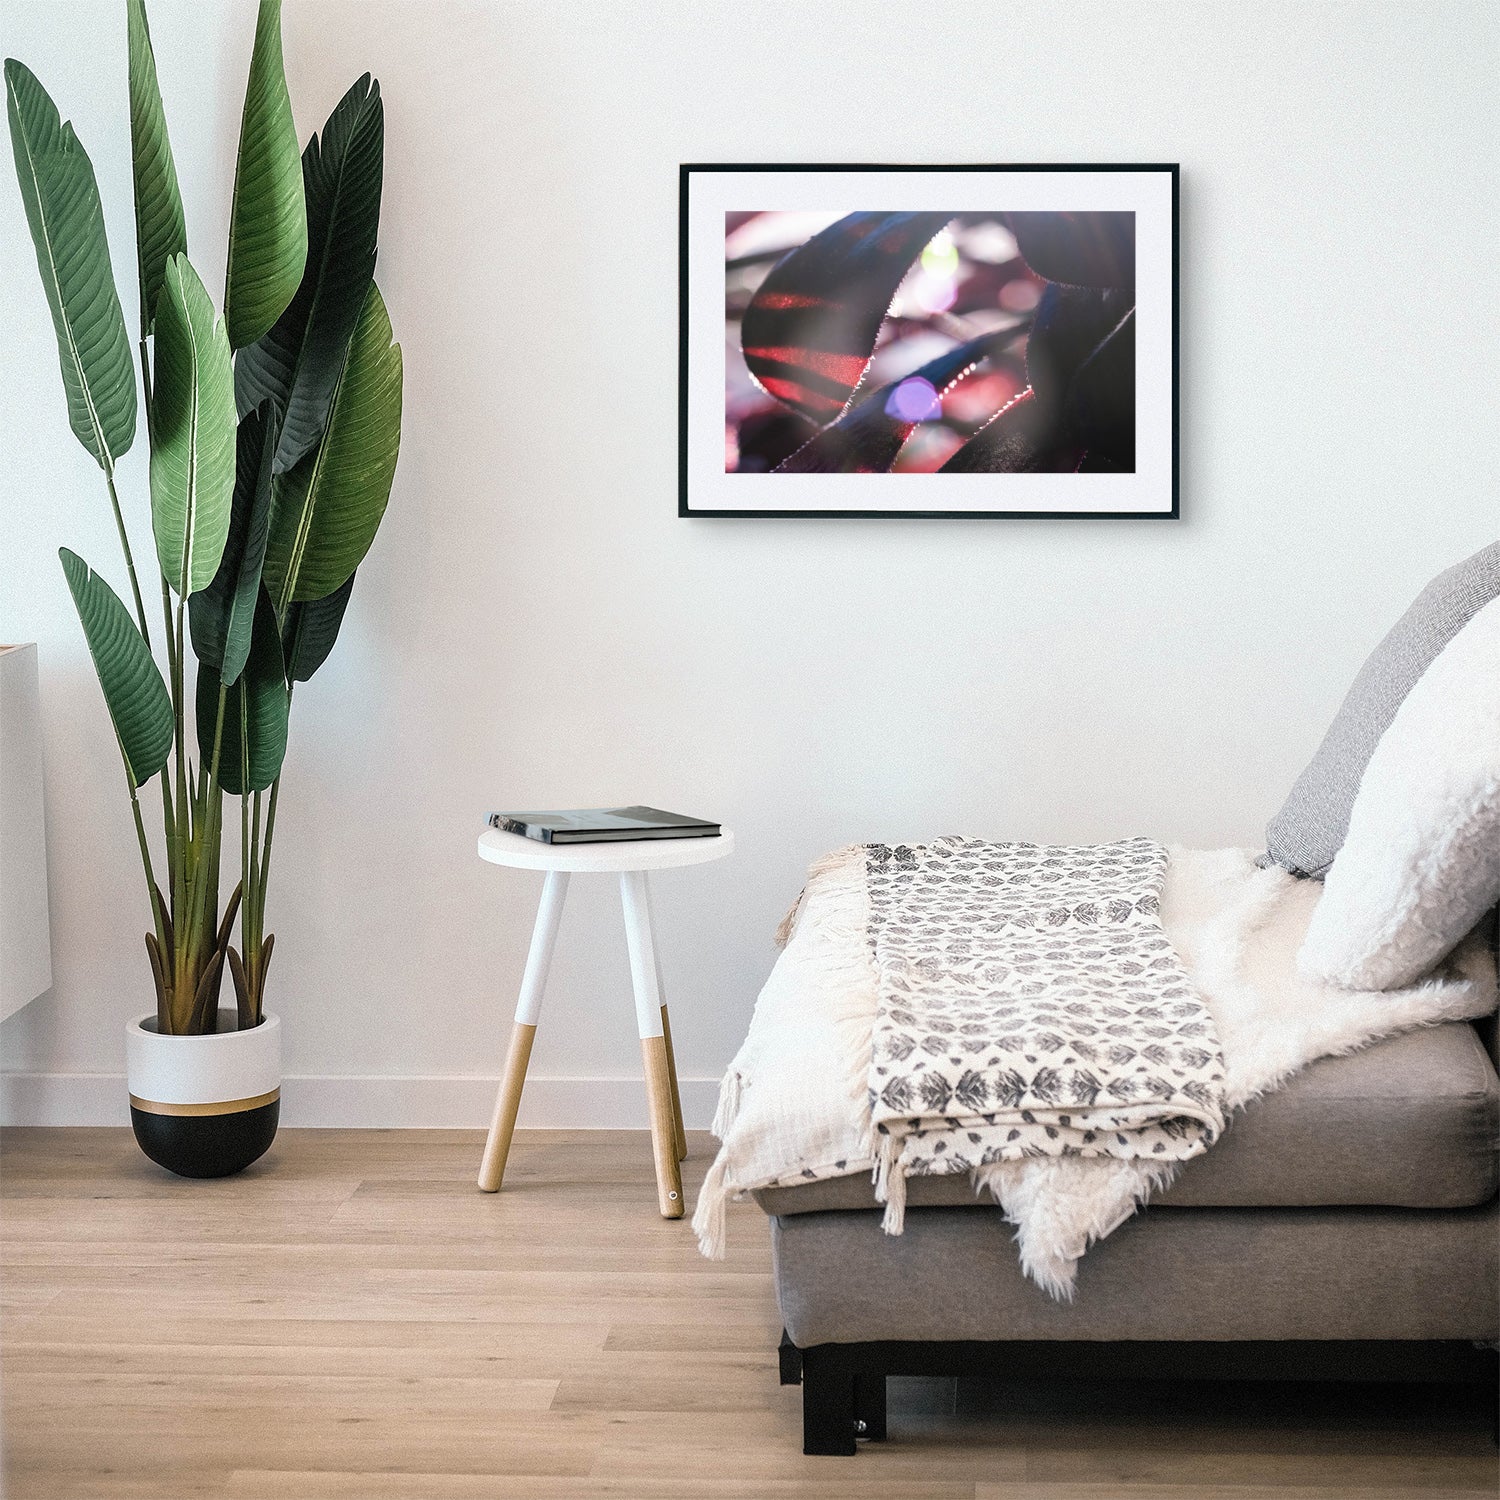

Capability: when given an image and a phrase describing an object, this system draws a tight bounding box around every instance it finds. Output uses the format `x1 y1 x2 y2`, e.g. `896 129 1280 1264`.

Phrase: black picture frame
679 163 1179 520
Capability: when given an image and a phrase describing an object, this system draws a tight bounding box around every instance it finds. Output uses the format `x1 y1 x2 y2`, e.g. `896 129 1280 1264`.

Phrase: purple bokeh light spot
885 376 941 424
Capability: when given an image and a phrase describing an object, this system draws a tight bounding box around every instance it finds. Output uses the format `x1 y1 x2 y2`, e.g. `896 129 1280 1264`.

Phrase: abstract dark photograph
724 210 1136 477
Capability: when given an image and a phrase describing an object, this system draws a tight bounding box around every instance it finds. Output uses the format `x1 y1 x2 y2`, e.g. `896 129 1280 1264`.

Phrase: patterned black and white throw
866 838 1227 1194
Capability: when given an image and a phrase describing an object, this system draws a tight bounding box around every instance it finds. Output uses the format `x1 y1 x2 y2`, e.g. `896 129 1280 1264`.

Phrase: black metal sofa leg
778 1328 803 1386
855 1371 888 1442
800 1344 858 1455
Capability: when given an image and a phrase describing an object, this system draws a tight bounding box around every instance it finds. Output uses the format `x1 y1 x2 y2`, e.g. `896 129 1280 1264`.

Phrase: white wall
2 0 1496 1126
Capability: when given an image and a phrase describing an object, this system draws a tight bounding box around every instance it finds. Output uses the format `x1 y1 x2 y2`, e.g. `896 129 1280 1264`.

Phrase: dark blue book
487 806 720 845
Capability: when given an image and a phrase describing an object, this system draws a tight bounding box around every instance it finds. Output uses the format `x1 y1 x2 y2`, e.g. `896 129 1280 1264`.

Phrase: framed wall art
679 163 1178 519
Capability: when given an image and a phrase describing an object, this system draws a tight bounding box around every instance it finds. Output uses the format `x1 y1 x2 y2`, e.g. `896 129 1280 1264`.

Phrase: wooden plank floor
1 1127 1495 1499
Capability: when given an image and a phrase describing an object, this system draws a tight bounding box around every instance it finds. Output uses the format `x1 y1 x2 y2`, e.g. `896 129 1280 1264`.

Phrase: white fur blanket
693 847 1497 1299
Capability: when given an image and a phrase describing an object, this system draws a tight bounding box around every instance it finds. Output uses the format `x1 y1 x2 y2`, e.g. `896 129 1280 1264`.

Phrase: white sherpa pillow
1298 592 1500 990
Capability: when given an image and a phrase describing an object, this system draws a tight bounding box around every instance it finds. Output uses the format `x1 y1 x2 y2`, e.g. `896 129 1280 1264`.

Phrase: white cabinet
1 644 52 1021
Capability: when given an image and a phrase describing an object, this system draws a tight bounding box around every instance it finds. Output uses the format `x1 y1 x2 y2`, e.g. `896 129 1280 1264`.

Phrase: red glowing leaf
741 212 954 424
1004 211 1135 289
776 326 1028 475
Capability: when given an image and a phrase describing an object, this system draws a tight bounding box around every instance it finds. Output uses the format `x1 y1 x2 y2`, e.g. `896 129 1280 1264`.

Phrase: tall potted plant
6 0 401 1176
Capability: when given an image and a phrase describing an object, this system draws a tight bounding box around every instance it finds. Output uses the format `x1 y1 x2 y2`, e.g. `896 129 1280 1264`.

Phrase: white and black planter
126 1010 281 1178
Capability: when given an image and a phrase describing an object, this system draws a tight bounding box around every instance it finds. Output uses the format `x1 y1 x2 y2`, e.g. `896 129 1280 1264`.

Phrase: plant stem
117 340 158 653
239 796 253 1017
237 678 257 978
250 789 262 919
102 469 151 651
157 574 176 850
241 786 251 957
182 686 230 1011
209 685 227 784
128 780 167 955
128 781 170 1031
108 349 175 864
251 678 293 1023
140 330 195 1025
256 686 290 923
257 776 280 917
170 591 190 1026
250 786 266 1025
248 786 262 992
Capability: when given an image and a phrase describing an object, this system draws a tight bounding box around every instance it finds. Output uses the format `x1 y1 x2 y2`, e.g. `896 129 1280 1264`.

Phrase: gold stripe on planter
128 1088 280 1118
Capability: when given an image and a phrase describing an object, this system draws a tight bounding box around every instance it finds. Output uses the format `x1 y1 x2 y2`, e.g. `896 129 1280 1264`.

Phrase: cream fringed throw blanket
694 844 1498 1299
861 838 1225 1226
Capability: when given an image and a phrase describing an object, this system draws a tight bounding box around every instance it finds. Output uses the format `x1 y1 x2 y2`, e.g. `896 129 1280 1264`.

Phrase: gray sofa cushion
772 1200 1499 1344
1263 541 1500 879
753 1020 1499 1216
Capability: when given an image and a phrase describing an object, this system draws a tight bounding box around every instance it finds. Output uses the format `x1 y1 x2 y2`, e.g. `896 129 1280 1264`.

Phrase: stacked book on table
487 806 720 845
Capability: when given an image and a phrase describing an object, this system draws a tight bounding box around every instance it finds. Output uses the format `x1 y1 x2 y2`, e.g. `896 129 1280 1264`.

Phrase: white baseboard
0 1072 722 1130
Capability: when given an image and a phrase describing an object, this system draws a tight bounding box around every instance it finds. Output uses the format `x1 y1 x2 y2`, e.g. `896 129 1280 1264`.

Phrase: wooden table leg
620 870 684 1218
659 1004 688 1162
477 1022 536 1193
478 870 569 1192
640 1035 683 1218
644 871 688 1161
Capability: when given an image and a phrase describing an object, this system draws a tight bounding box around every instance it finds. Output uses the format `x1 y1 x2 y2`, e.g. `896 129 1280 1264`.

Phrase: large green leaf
5 60 136 471
149 253 236 596
263 282 401 609
126 0 187 338
234 74 383 473
282 571 354 683
189 404 276 684
196 586 288 795
224 0 306 350
59 548 172 788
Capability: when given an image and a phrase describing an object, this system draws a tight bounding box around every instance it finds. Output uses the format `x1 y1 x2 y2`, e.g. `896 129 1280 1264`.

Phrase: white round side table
474 826 735 1217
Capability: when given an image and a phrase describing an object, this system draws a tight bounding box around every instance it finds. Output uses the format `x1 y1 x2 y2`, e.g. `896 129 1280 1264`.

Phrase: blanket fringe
872 1133 908 1235
710 1069 743 1140
774 844 869 948
692 1151 733 1261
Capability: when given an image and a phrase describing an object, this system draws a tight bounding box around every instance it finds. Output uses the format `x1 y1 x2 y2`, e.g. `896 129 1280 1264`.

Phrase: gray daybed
757 1009 1499 1453
743 545 1500 1453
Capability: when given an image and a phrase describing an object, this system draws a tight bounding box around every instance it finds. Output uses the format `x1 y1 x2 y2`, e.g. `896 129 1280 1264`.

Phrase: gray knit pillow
1263 541 1500 878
